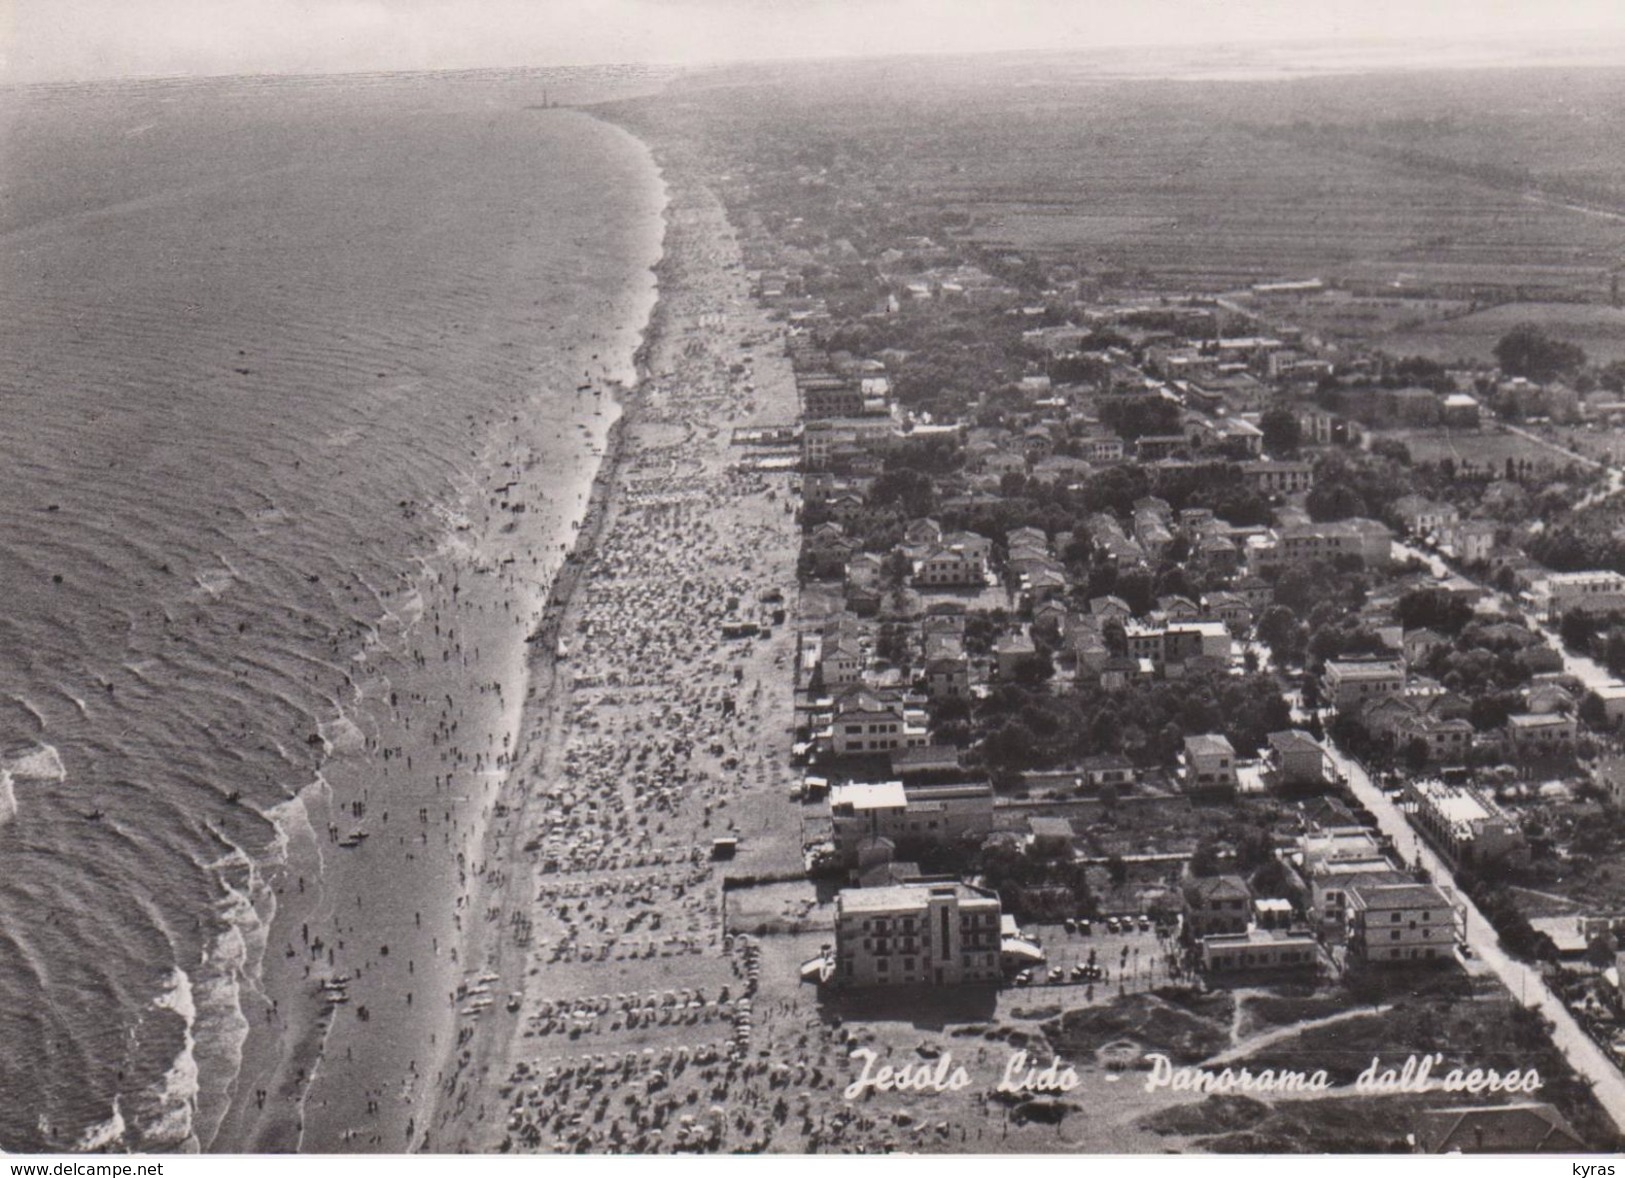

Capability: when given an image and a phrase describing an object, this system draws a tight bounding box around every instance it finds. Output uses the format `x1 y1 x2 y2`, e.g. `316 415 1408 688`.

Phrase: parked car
1048 968 1065 983
1077 919 1092 935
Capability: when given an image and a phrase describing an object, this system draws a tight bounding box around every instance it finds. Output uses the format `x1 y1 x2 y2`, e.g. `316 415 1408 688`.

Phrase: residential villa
1183 874 1253 937
1265 729 1332 789
1505 711 1577 755
1183 733 1237 793
825 690 931 756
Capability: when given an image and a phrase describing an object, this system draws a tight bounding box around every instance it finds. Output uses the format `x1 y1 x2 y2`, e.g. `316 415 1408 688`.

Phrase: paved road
1396 538 1622 693
1323 739 1625 1129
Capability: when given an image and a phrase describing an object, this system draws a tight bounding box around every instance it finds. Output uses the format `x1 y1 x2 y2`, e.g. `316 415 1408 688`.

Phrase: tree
1257 605 1303 664
1013 651 1055 687
1306 482 1366 522
1403 737 1431 773
1493 323 1587 383
1099 394 1181 442
1106 855 1129 886
1259 407 1302 456
868 467 937 517
1580 691 1610 731
1190 839 1222 877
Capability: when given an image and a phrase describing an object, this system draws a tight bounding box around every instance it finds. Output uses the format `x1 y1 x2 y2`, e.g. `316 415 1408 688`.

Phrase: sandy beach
415 138 816 1152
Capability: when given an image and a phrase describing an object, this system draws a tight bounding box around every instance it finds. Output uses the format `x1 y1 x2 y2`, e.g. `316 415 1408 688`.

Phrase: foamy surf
144 969 201 1151
0 742 66 827
72 1098 126 1152
185 824 284 1150
317 715 366 756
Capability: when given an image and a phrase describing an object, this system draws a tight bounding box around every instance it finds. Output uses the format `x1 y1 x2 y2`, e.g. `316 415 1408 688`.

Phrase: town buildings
1273 518 1393 568
1322 659 1406 712
1406 780 1529 869
1200 926 1320 973
832 881 1003 987
1182 734 1237 793
1529 571 1625 623
1345 882 1462 965
1183 874 1253 936
828 781 995 859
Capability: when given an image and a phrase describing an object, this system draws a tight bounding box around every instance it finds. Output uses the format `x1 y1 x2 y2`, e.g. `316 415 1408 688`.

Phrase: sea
0 67 669 1153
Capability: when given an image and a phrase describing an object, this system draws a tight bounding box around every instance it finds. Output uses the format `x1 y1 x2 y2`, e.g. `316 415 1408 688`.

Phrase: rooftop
1185 733 1236 757
1325 659 1405 679
1507 712 1573 729
1414 780 1511 831
1186 874 1252 901
1268 729 1323 755
837 881 998 914
1348 882 1452 911
1201 926 1317 948
829 782 908 811
1415 1103 1584 1154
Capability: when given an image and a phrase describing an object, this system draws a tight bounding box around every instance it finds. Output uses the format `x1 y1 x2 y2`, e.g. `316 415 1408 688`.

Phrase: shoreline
425 122 812 1154
408 149 676 1151
210 111 668 1155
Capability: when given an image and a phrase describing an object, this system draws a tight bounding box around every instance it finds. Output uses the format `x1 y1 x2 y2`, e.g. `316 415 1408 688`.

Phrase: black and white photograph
3 0 1625 1161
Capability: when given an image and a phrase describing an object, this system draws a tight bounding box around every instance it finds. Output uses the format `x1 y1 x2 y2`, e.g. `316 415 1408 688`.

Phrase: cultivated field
1369 427 1586 471
1379 301 1625 366
654 60 1625 302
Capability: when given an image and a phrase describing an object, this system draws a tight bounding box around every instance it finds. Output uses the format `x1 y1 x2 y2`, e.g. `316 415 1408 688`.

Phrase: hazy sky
6 0 1625 84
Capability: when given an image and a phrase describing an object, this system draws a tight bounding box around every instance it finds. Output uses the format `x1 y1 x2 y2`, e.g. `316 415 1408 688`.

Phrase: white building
828 781 994 858
1530 571 1625 623
1346 882 1462 965
1407 780 1527 869
1321 659 1406 712
1183 734 1237 792
833 881 1003 987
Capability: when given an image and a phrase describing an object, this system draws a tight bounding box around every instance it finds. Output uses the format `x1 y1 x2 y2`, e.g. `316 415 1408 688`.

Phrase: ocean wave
8 692 48 732
190 568 236 599
190 925 251 1149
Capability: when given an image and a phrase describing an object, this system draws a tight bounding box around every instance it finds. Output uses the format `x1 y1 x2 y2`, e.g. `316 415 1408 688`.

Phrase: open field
632 61 1625 301
1379 301 1625 366
1369 426 1590 471
1231 291 1473 346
